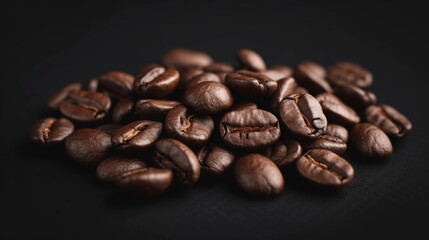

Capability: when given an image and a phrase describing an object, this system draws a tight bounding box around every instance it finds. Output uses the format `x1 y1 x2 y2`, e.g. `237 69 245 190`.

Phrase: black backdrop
2 1 429 239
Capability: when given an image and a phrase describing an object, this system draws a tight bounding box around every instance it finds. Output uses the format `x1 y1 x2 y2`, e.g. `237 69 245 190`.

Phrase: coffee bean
296 149 354 187
204 62 235 74
165 104 214 146
65 128 112 167
134 64 180 98
47 83 82 110
327 62 373 88
112 97 134 123
294 61 332 94
303 135 347 155
179 67 204 89
325 124 349 143
86 78 99 91
365 104 412 138
98 71 134 97
162 48 212 69
260 65 293 81
316 92 360 127
185 72 222 89
236 49 266 71
116 168 173 196
96 124 122 136
294 86 308 94
31 118 74 145
197 143 235 175
112 120 163 152
220 109 280 149
265 140 302 167
154 138 200 186
350 123 393 158
96 156 147 182
335 83 377 109
279 93 327 139
184 81 234 115
269 77 298 112
225 70 277 97
135 99 180 121
230 102 258 111
234 154 284 196
60 90 111 122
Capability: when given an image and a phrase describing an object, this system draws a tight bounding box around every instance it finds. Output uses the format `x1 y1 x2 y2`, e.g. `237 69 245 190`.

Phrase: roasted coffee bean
154 138 200 186
162 48 212 69
86 78 99 91
365 104 412 138
97 124 122 136
327 62 373 88
135 99 180 121
112 97 134 123
220 109 280 149
225 70 277 97
303 135 347 155
279 93 327 139
260 65 293 81
316 92 360 127
269 77 298 112
116 168 173 196
335 83 377 109
197 143 235 175
296 149 354 187
234 154 284 196
185 72 222 89
204 62 235 74
350 123 393 158
236 49 266 71
230 102 258 111
265 140 302 167
112 120 163 152
184 81 234 115
65 128 112 167
96 156 147 182
31 118 74 145
179 67 204 88
294 61 332 94
325 124 349 143
294 86 308 94
60 90 111 122
165 104 214 146
98 71 134 97
47 83 82 110
134 64 180 98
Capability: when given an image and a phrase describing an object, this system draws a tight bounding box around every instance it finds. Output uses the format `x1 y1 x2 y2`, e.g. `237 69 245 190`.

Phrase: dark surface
2 1 429 239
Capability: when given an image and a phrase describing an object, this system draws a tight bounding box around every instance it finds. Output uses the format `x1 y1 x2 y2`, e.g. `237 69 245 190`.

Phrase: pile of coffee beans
30 48 412 197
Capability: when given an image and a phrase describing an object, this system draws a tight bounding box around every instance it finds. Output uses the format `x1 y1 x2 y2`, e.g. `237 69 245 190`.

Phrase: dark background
2 1 429 239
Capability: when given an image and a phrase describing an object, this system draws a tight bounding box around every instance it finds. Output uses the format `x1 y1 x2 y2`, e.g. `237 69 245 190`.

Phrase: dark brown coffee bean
294 86 308 94
59 90 111 122
116 168 173 196
135 99 180 121
179 67 204 88
234 154 284 196
335 83 377 109
303 135 347 155
279 93 327 139
184 81 234 115
225 70 277 97
47 83 81 110
112 120 163 152
65 128 112 167
220 109 280 149
327 62 373 88
96 124 122 136
296 149 354 187
185 72 222 89
236 49 266 71
325 124 349 143
134 64 179 98
112 97 134 123
365 105 412 138
162 48 212 69
294 61 332 94
265 140 302 167
204 62 235 74
31 118 74 145
350 123 393 158
165 104 214 146
96 156 147 182
197 143 235 175
260 65 293 81
230 102 258 111
154 138 200 186
269 77 298 112
316 92 360 127
98 71 134 97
